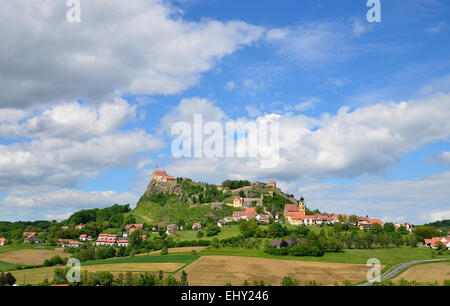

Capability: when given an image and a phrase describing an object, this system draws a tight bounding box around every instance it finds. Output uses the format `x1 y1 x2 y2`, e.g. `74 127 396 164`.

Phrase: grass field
10 262 185 285
0 248 69 265
199 247 450 272
176 255 371 286
171 226 242 241
144 247 208 255
0 260 16 271
393 261 450 283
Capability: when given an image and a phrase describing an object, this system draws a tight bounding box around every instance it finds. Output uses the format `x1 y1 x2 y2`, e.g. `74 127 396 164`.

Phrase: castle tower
298 196 306 213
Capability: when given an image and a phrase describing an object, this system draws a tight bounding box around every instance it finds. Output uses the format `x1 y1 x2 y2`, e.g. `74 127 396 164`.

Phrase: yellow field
10 262 184 285
0 249 69 265
143 246 208 255
176 255 372 286
393 262 450 283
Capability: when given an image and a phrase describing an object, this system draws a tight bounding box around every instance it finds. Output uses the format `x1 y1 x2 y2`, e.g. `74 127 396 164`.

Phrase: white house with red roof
96 234 118 246
79 234 92 242
192 222 202 230
424 237 450 249
118 239 130 247
0 238 6 246
231 208 256 221
23 232 39 244
76 223 85 229
68 240 80 248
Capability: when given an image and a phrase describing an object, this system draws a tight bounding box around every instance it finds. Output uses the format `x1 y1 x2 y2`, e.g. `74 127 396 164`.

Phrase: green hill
129 175 298 225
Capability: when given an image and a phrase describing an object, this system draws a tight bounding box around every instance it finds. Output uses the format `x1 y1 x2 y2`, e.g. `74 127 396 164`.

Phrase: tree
348 215 358 225
397 225 409 235
196 230 204 238
4 273 16 286
180 270 188 286
290 234 298 247
383 222 395 233
281 276 299 286
414 226 439 242
371 223 383 234
239 190 245 198
205 224 221 237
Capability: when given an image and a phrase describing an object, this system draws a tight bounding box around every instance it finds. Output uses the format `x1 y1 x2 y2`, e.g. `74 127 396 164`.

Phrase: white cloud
0 0 264 108
266 22 357 68
436 151 450 164
294 97 320 112
296 171 450 224
0 101 164 192
1 190 139 221
160 97 227 132
429 209 450 222
164 92 450 181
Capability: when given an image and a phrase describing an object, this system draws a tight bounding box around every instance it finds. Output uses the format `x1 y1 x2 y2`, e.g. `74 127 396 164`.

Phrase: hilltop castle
151 166 176 183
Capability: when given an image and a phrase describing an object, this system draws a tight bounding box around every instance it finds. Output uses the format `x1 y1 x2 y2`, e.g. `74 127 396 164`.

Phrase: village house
166 224 178 235
394 222 413 233
76 223 85 230
79 234 92 242
256 214 270 223
231 196 244 208
270 240 291 248
68 240 80 248
424 237 450 249
192 222 202 230
284 204 300 215
231 208 256 221
23 232 39 244
0 238 6 246
217 219 226 227
96 234 118 246
118 239 130 247
314 214 332 225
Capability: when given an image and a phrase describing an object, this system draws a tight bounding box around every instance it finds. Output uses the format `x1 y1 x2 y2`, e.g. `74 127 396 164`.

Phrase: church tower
298 196 306 213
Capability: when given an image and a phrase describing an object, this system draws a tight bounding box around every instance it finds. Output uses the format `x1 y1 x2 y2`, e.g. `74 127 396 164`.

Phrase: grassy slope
0 260 16 271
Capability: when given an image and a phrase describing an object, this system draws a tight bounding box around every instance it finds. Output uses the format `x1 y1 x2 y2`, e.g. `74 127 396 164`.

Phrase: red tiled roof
284 204 299 212
285 212 305 220
368 218 383 225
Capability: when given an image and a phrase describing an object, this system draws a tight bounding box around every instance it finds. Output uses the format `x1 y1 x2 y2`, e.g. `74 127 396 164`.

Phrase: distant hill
423 219 450 228
130 172 299 225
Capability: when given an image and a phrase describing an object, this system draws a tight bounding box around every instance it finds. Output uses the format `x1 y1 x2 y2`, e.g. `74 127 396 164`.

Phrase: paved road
359 258 448 286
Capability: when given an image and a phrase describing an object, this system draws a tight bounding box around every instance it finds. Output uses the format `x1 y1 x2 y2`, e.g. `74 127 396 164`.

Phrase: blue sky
0 0 449 223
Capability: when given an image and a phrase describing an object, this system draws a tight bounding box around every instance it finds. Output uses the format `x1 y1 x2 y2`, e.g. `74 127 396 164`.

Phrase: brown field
393 262 450 283
10 262 183 285
176 256 372 286
0 249 69 265
143 246 207 255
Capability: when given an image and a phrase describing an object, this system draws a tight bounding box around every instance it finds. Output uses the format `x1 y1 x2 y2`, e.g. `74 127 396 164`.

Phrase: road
359 258 448 286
